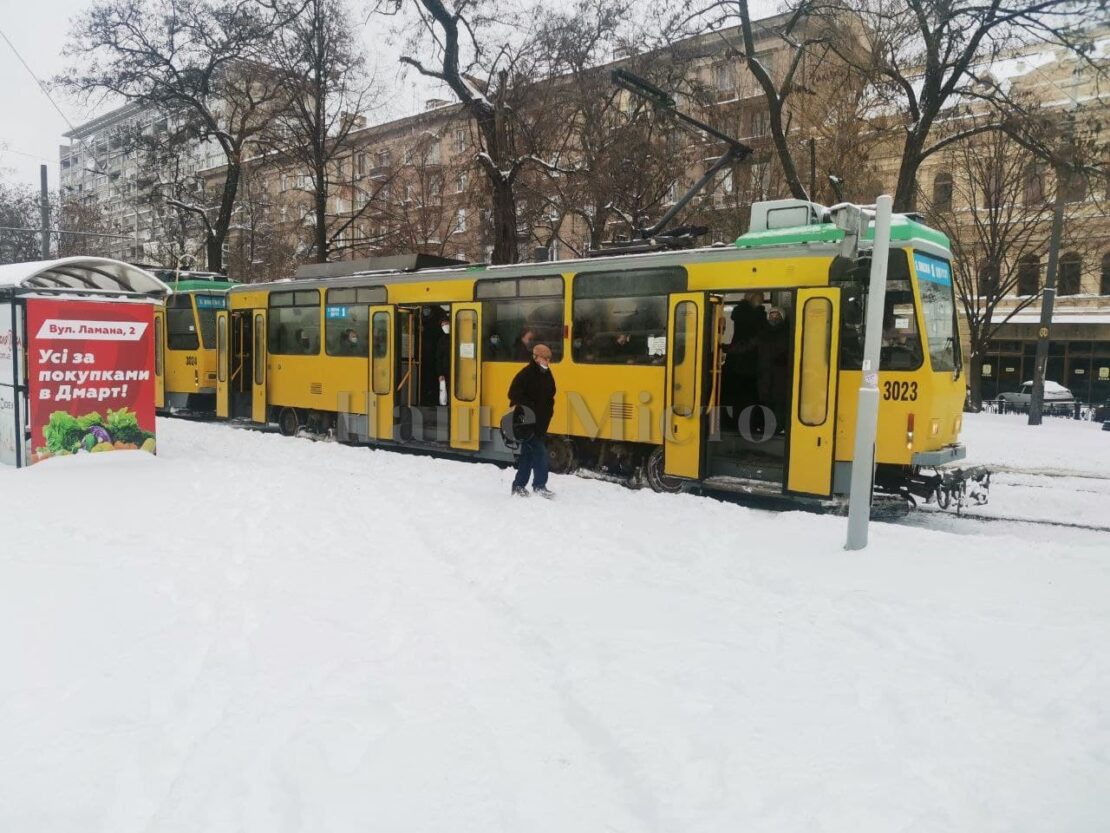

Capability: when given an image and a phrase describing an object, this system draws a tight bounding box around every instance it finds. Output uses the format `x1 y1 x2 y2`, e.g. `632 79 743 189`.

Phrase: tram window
216 315 227 383
268 290 321 355
371 312 390 395
253 315 265 382
194 294 223 349
574 267 686 298
324 305 369 357
166 294 199 351
455 309 478 401
799 298 832 426
572 295 668 365
475 275 563 300
671 301 698 417
154 316 164 376
483 298 564 361
327 287 387 306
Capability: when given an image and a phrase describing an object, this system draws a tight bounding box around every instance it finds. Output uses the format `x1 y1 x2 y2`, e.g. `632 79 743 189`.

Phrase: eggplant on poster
25 298 157 463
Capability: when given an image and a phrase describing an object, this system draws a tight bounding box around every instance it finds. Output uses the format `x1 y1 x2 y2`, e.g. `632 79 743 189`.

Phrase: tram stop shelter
0 258 171 468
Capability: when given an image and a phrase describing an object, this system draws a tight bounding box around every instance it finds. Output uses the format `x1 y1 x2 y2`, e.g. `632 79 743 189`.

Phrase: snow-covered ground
2 415 1109 832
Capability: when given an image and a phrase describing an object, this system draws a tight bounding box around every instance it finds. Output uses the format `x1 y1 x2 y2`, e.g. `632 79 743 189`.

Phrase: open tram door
215 309 229 417
786 288 841 496
663 293 721 479
153 306 166 410
449 302 482 451
367 305 394 440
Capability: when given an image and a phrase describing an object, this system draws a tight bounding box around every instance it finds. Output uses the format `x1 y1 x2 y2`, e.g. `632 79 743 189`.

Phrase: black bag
500 406 535 449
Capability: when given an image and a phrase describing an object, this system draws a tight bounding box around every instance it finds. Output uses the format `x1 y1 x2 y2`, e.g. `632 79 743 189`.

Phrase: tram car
212 199 965 505
150 271 236 413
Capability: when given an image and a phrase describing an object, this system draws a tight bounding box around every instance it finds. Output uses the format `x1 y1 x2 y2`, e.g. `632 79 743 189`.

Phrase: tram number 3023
883 380 918 401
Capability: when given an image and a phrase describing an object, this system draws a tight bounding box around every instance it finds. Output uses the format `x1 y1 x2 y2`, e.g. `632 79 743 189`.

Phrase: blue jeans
512 434 549 490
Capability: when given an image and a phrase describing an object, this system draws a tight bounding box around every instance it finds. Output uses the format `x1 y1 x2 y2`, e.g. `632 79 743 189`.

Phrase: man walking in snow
508 343 556 498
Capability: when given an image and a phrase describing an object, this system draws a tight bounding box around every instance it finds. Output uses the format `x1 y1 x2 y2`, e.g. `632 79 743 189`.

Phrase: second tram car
154 271 236 413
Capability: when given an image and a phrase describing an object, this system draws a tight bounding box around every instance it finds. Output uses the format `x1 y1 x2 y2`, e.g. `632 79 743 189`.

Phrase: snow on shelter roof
0 258 171 297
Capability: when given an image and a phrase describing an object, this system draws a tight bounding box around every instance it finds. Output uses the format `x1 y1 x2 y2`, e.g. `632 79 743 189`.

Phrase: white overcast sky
0 0 437 190
0 0 780 192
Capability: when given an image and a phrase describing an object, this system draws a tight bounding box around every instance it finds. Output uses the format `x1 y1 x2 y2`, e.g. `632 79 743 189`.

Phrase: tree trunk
314 172 328 262
967 352 983 412
768 99 808 200
893 137 924 212
210 160 241 274
491 177 518 265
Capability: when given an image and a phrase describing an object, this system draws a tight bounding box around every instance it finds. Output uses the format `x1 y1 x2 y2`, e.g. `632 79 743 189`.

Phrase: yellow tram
215 199 966 504
152 272 236 413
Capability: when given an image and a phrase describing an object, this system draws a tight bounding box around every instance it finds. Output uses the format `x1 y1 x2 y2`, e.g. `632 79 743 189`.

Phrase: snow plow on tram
210 197 977 511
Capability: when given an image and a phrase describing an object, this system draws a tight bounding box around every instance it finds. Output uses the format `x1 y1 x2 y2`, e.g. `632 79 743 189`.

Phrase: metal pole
39 165 50 259
845 194 893 550
1028 161 1067 426
809 137 816 199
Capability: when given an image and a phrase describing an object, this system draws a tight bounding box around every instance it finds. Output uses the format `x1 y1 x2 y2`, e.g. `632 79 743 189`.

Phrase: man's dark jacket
508 361 556 439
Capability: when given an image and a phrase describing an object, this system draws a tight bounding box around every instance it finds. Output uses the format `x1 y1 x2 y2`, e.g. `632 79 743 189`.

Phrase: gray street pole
845 194 893 551
1028 162 1067 426
39 165 50 259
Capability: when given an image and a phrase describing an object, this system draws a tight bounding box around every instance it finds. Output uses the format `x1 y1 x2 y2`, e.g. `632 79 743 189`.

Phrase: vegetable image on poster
25 298 157 464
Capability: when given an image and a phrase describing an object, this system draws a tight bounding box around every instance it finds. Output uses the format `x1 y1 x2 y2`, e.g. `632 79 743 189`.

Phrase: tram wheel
644 446 684 494
546 436 577 474
278 407 301 437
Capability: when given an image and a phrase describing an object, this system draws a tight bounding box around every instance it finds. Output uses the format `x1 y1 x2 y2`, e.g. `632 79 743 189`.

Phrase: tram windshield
194 293 225 349
838 250 924 371
912 252 959 373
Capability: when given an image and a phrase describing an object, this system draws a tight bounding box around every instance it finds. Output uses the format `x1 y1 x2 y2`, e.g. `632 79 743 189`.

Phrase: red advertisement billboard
25 298 157 464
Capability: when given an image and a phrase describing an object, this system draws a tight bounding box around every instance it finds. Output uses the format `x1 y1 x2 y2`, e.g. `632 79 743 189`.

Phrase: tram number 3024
883 380 918 401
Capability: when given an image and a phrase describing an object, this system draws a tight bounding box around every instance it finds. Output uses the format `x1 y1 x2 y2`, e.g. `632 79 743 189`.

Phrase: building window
455 208 467 232
456 172 468 193
1058 252 1082 296
932 171 953 211
1017 254 1040 296
1061 168 1087 203
714 63 734 94
1101 253 1110 296
1023 163 1045 204
454 129 467 153
749 110 769 137
978 260 999 298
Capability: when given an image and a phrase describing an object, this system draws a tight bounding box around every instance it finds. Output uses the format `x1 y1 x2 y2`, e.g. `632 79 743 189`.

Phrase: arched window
1017 254 1041 296
932 171 953 210
1023 163 1045 204
978 260 1000 298
1058 252 1082 296
1100 252 1110 296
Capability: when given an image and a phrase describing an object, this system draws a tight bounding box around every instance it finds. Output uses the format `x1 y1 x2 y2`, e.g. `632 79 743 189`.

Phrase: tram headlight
906 413 915 450
930 418 940 437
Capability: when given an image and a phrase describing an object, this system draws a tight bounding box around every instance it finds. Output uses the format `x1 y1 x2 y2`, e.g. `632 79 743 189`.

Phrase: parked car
997 381 1076 414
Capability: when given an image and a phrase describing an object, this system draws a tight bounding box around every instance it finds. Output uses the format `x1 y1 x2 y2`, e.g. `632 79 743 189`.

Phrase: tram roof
229 214 950 295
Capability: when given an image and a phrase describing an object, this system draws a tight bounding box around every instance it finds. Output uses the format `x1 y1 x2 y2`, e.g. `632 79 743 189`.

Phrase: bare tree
391 0 563 264
262 0 378 262
0 183 45 264
807 0 1105 210
527 0 694 254
61 0 293 271
682 0 1105 211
